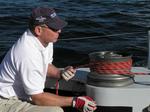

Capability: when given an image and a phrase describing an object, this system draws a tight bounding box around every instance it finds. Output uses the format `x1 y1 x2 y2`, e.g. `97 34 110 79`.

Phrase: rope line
59 32 146 41
56 79 60 95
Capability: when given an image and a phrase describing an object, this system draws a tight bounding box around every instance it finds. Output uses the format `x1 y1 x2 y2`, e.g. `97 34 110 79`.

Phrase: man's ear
34 26 42 36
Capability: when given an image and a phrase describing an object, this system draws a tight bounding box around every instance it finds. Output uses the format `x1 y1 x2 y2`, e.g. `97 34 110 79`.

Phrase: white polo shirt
0 29 53 100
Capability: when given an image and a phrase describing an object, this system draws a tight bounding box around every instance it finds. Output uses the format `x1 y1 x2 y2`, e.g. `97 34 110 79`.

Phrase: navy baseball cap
29 7 67 30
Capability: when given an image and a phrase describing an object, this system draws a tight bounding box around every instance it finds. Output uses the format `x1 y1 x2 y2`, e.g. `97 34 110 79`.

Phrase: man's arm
31 92 97 111
47 64 62 78
47 64 76 81
33 64 97 111
31 64 74 107
31 92 73 107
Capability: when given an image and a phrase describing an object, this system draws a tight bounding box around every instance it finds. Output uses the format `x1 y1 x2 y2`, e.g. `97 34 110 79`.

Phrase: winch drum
87 51 134 87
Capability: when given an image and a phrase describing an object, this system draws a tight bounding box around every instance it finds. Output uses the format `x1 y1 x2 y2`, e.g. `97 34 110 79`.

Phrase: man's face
35 25 61 47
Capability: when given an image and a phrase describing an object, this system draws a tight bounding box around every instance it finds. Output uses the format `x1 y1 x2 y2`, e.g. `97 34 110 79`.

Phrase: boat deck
45 67 150 112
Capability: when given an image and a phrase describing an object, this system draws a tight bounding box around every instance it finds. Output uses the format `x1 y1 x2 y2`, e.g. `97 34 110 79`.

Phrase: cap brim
47 16 67 30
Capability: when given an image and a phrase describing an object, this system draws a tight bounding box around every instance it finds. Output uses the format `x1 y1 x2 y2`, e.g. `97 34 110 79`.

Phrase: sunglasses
40 25 59 32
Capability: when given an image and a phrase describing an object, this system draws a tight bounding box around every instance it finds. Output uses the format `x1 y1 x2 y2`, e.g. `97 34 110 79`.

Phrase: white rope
58 32 146 41
0 32 146 43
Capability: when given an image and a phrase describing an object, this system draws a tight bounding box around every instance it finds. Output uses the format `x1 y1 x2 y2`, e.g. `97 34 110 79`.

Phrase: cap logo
35 16 46 22
50 12 56 18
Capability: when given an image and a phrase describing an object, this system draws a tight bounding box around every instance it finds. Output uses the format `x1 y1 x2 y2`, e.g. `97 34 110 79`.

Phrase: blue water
0 0 149 67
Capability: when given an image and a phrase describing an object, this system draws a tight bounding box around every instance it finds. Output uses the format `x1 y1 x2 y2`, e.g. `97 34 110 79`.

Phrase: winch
85 51 150 112
87 51 134 87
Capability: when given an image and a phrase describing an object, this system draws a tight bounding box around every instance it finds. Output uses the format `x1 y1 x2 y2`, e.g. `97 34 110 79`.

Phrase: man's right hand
61 66 76 81
72 96 97 112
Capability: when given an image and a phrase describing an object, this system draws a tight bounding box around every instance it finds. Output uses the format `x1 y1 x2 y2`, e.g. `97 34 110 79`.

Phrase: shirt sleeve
19 57 45 95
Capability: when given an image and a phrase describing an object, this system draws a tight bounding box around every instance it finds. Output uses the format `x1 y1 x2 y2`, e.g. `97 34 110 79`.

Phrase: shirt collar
27 29 46 51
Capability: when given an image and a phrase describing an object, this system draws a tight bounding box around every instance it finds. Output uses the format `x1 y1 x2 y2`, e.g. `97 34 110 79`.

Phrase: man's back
0 30 53 100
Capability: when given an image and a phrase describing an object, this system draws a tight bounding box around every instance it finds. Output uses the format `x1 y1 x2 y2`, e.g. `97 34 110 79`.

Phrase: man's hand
61 66 76 81
72 96 97 112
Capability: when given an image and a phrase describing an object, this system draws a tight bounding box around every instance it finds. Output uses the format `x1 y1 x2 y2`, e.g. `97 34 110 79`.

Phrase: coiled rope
74 59 148 75
90 60 147 75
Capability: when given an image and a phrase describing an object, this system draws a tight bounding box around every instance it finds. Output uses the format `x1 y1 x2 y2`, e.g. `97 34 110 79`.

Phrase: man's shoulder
11 32 40 62
15 30 38 51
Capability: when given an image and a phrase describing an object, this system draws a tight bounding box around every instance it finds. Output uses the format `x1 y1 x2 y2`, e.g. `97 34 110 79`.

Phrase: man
0 7 97 112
